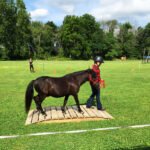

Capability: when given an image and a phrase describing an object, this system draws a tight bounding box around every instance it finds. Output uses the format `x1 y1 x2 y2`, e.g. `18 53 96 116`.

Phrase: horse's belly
48 85 69 97
47 93 68 98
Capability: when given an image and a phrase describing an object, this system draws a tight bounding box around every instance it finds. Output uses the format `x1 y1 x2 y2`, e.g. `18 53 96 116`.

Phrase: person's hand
100 79 105 88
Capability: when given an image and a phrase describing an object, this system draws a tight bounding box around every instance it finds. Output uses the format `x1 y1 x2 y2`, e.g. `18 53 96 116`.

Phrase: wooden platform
25 105 113 125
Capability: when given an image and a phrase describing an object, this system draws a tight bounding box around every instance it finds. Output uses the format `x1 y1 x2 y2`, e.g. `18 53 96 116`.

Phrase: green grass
0 60 150 149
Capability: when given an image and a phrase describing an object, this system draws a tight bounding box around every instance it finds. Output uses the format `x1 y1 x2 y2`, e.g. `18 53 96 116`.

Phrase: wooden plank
63 107 71 119
72 106 84 118
25 110 34 125
80 105 91 118
38 112 45 122
32 110 39 123
38 107 48 122
51 107 58 120
56 106 64 119
101 111 114 119
42 118 104 124
90 108 104 118
67 106 77 118
98 111 107 118
88 106 111 118
45 106 51 120
82 105 96 117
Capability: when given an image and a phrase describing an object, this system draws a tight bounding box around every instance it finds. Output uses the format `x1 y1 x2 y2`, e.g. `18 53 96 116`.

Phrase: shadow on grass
114 145 150 150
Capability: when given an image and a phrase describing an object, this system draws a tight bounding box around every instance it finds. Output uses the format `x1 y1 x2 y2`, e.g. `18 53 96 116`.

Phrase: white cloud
61 4 75 14
30 9 49 20
90 0 150 22
25 0 150 26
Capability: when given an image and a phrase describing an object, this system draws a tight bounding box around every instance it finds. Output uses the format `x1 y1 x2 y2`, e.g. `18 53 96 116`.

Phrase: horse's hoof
62 110 66 114
44 113 47 117
35 109 39 113
61 107 66 114
78 109 84 114
41 111 47 116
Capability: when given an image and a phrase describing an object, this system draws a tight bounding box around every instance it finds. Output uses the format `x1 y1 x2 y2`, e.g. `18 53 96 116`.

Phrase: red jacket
89 64 101 84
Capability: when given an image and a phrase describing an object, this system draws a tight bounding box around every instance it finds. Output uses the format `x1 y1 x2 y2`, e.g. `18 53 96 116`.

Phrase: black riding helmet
94 56 104 63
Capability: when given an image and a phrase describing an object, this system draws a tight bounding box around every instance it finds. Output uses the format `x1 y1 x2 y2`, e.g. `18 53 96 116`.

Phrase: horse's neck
76 72 89 86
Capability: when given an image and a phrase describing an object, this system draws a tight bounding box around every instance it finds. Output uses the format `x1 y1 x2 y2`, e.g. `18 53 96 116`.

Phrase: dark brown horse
25 69 96 115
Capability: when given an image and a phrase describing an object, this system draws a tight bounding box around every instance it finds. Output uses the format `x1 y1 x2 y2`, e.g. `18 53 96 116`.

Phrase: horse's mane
64 69 91 77
36 69 91 80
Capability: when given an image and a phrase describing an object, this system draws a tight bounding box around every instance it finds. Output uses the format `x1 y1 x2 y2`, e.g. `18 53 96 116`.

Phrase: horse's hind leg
33 94 46 115
61 95 69 113
73 94 83 113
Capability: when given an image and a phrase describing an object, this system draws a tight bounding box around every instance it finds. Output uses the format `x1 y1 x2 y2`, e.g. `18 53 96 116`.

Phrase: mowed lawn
0 60 150 150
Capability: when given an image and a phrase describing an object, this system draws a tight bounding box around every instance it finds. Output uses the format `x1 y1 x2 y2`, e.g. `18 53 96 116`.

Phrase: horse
25 69 96 115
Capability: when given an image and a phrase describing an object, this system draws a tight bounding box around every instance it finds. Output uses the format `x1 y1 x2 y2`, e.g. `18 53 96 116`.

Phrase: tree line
0 0 150 60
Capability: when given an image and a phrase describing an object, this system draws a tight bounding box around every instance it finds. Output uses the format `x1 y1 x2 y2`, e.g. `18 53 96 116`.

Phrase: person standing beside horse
86 56 105 111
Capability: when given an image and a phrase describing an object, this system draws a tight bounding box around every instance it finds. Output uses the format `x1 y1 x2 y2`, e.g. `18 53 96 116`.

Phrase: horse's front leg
61 95 69 113
73 94 83 114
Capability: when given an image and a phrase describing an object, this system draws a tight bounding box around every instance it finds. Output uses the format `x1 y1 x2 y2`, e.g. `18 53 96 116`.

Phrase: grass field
0 60 150 150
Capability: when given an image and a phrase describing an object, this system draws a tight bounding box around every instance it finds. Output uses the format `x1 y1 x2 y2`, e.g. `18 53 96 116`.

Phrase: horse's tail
25 80 34 113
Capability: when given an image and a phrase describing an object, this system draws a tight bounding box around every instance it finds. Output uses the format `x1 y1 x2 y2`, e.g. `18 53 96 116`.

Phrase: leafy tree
46 21 57 33
106 20 118 33
60 15 82 58
117 22 136 58
60 14 104 59
104 32 119 60
0 0 32 59
80 14 104 59
31 21 57 59
91 28 104 57
40 24 54 58
15 0 32 59
0 0 17 59
31 21 45 59
99 20 120 60
143 23 150 51
136 27 145 57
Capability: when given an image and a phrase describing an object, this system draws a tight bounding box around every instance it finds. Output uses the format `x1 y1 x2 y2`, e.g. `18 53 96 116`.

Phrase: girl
86 56 105 110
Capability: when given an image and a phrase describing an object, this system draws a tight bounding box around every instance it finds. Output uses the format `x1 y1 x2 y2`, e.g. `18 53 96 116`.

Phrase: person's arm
92 65 99 73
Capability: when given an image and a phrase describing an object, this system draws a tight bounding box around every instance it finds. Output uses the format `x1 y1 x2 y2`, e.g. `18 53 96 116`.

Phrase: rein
88 74 96 83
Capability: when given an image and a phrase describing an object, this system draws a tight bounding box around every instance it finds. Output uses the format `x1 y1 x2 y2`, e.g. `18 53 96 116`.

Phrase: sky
24 0 150 27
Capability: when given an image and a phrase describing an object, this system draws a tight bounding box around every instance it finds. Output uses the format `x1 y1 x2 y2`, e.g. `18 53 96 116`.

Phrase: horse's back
34 76 71 97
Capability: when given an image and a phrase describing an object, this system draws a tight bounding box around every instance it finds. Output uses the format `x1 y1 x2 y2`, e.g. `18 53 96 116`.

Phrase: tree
31 21 57 59
60 14 104 59
143 23 150 51
104 32 120 60
40 24 55 58
91 28 104 57
60 15 82 59
46 21 57 33
80 14 104 59
46 21 59 56
15 0 32 59
106 20 118 33
31 21 45 59
99 20 120 60
0 0 17 59
0 0 32 60
117 22 136 58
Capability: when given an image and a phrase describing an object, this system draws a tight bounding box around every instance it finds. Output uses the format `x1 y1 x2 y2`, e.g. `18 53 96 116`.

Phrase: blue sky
24 0 150 27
